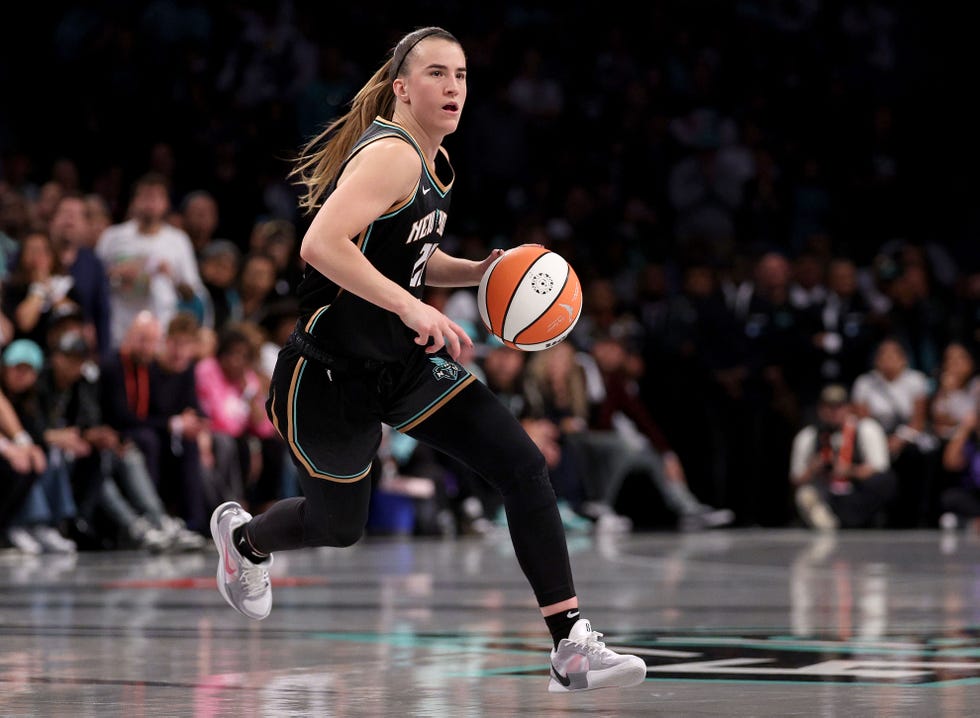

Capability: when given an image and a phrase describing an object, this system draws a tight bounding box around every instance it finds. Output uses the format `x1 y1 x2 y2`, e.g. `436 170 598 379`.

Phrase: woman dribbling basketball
209 26 646 694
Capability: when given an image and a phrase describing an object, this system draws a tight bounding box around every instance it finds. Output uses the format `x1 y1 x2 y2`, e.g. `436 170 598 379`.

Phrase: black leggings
247 380 575 607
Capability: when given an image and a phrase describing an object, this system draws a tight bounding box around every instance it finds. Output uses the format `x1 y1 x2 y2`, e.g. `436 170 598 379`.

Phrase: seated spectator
1 230 83 349
99 310 209 545
790 384 895 529
523 341 632 532
851 337 940 527
477 340 591 535
586 334 735 531
36 319 175 551
939 408 980 530
0 339 76 553
195 321 284 514
0 383 46 551
930 341 979 442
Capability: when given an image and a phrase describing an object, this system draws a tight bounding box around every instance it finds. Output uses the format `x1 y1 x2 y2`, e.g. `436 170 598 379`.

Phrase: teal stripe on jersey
391 373 472 431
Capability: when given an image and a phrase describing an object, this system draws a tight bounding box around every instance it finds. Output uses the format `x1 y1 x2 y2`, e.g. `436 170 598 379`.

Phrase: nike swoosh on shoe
551 664 571 687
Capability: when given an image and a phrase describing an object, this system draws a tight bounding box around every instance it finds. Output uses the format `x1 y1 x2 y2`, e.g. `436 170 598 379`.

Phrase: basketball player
210 26 646 693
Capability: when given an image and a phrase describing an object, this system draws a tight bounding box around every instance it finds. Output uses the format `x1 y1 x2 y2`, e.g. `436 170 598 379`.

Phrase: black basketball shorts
266 343 476 483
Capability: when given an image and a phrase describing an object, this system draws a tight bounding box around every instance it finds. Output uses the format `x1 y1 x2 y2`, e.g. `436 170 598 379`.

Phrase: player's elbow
299 239 319 266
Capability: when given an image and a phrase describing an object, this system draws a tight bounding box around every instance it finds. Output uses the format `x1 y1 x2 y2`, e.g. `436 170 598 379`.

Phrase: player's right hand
400 299 472 360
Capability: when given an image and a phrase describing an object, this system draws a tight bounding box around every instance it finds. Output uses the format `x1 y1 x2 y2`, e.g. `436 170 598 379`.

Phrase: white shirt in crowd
96 219 206 348
850 368 931 433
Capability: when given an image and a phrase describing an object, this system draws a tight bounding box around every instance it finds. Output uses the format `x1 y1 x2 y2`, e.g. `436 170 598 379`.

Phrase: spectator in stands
523 341 632 532
930 341 979 442
736 251 813 525
36 315 178 551
790 383 895 529
939 408 980 530
33 181 64 231
1 230 83 349
250 219 303 298
96 172 208 349
587 334 735 530
195 321 283 514
808 256 880 395
48 193 113 357
237 251 278 325
851 337 940 527
0 339 76 553
83 194 113 250
198 239 243 333
0 188 33 280
878 262 948 378
99 310 209 544
179 190 220 257
0 378 47 552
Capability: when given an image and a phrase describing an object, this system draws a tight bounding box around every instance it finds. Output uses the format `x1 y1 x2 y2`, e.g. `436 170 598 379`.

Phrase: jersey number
409 242 439 288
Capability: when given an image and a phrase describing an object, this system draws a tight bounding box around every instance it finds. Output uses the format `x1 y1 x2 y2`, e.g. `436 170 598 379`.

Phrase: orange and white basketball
477 245 582 351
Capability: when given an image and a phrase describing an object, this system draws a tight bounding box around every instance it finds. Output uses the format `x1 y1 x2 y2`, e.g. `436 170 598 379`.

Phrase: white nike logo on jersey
422 185 432 195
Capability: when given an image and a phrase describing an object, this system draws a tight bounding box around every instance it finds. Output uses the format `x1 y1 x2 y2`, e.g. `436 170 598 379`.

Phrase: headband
389 29 441 82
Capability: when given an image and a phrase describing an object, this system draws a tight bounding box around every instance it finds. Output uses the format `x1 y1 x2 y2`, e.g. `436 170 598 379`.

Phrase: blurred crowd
2 1 977 552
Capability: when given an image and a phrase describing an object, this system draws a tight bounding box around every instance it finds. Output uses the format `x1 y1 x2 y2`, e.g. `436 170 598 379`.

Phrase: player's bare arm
299 138 470 358
425 247 504 287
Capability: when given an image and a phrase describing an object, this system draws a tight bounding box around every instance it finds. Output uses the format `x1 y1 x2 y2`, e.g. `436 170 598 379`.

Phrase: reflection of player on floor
210 26 645 693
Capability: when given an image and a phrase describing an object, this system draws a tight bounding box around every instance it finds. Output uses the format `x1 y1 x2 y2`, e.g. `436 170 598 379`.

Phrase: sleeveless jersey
296 118 454 362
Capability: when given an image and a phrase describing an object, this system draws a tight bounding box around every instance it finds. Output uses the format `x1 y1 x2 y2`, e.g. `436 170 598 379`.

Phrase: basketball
477 245 583 351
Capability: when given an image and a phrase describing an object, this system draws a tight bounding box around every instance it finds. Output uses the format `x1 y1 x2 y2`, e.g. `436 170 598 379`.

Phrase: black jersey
296 118 454 362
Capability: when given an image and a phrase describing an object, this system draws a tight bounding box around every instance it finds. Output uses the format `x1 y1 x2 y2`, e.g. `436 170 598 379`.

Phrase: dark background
1 1 973 267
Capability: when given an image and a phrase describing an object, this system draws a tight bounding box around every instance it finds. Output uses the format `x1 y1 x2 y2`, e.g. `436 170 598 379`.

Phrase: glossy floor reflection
1 529 979 716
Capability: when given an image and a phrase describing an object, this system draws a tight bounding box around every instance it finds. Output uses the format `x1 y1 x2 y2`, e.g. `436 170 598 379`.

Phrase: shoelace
240 563 270 597
573 629 608 655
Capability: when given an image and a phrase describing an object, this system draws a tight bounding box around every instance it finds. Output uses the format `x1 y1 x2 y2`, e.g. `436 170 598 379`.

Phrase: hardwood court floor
1 528 979 717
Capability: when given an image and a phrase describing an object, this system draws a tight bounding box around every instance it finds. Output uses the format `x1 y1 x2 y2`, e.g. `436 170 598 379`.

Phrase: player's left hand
474 248 506 280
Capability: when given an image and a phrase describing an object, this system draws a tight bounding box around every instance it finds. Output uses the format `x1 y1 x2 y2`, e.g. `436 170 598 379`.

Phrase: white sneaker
29 525 77 554
795 485 839 530
580 502 633 534
6 526 43 555
210 501 272 620
548 618 647 693
161 515 207 551
680 507 736 531
129 517 173 553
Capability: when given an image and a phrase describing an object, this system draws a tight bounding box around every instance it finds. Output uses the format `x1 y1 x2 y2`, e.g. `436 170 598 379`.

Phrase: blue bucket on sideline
367 490 415 535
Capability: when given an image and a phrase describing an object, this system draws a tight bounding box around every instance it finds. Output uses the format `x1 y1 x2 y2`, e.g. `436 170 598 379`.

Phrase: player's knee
498 454 553 503
305 522 364 548
330 525 364 548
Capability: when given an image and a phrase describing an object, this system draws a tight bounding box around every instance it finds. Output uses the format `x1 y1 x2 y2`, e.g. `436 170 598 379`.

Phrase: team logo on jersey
429 356 460 381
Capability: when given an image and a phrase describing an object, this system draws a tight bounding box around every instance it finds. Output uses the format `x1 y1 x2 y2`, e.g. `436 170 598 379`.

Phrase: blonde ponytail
288 62 397 213
288 26 458 214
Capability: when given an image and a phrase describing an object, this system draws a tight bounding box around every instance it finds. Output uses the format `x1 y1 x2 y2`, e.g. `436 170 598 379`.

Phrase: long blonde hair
289 27 459 214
